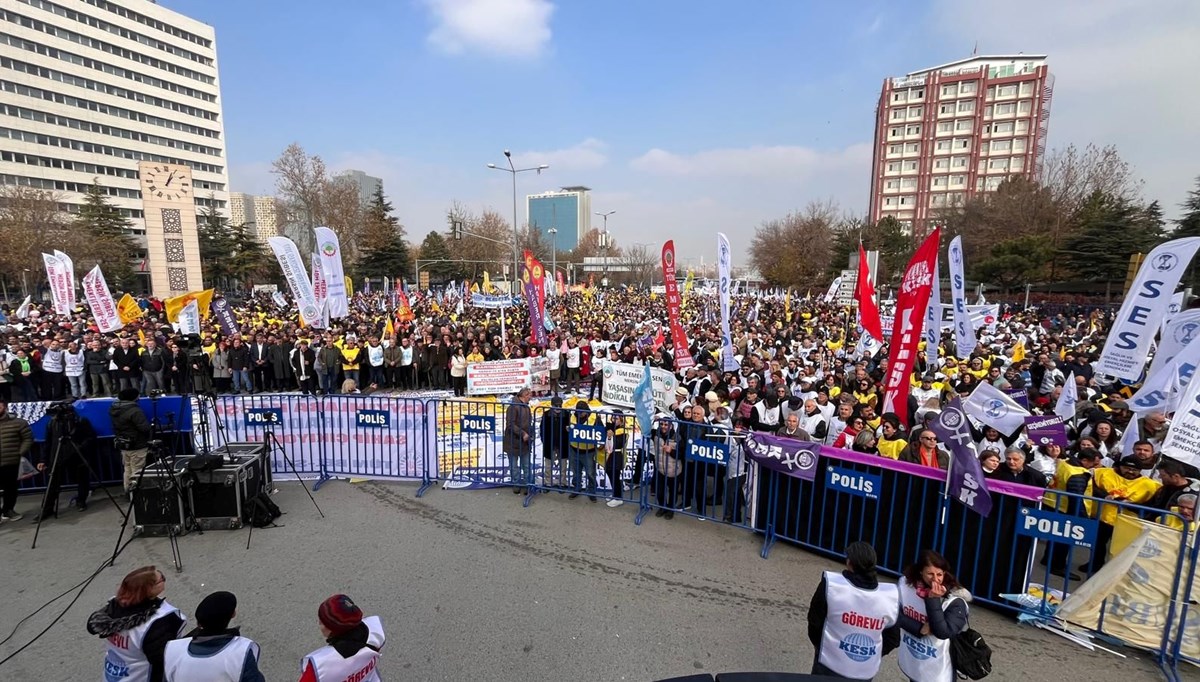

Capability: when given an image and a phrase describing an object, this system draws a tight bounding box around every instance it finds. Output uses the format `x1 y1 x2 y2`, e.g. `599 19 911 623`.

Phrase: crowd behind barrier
9 391 1200 679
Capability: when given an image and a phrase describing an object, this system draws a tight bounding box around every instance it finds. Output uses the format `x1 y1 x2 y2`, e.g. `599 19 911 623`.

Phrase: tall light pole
594 210 615 287
488 150 547 294
547 227 558 295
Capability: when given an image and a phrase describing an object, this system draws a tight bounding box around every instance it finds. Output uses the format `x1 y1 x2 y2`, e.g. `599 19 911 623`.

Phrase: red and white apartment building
867 55 1054 238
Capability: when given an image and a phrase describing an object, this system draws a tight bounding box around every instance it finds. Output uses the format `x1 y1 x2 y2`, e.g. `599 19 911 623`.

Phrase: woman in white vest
896 550 971 682
299 594 385 682
807 541 900 680
163 590 264 682
65 341 87 399
86 565 187 682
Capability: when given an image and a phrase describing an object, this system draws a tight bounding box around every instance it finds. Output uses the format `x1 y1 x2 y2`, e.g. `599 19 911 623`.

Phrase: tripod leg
110 449 158 567
31 438 67 550
70 441 127 517
268 431 324 518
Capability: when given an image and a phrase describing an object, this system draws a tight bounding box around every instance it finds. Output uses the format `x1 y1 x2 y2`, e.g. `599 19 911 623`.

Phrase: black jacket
807 569 901 655
87 598 185 682
110 399 151 450
140 347 167 373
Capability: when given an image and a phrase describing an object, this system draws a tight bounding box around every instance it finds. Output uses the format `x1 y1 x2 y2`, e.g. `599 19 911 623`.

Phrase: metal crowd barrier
525 404 641 511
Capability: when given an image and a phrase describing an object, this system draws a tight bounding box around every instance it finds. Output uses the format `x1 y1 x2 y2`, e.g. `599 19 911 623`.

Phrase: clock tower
138 161 205 298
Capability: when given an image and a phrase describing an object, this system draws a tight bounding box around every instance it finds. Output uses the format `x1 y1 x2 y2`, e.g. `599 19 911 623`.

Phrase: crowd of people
86 564 384 682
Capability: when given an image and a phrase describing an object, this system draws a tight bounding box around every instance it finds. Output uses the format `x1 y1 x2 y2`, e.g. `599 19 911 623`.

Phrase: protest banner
600 361 677 413
466 359 532 396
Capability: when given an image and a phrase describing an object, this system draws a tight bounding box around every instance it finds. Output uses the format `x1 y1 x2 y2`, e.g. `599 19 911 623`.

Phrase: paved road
2 479 1169 681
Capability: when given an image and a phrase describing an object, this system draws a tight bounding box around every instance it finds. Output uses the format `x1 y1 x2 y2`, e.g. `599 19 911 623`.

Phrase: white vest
102 601 186 682
826 417 849 445
66 350 86 376
163 635 258 682
897 581 956 682
799 412 827 438
300 616 385 682
754 401 781 428
42 349 65 373
817 571 899 680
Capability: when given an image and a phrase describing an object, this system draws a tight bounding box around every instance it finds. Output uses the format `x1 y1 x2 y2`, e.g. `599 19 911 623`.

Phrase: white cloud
423 0 554 58
512 138 608 172
629 143 872 179
930 0 1200 213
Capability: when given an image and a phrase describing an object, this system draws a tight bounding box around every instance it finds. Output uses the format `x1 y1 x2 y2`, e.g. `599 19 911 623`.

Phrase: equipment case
190 454 266 530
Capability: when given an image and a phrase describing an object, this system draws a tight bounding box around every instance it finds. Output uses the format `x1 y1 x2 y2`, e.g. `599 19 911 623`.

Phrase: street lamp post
594 210 615 287
547 227 558 295
488 150 548 294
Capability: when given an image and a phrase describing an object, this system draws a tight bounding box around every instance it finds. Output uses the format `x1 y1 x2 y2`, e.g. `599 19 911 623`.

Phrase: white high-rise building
0 0 229 291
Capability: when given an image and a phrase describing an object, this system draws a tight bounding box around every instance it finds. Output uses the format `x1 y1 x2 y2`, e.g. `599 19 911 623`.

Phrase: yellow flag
483 271 493 293
384 316 395 338
1012 339 1026 363
164 289 214 322
345 276 354 297
117 294 144 325
470 282 481 293
650 291 657 301
784 289 792 322
137 328 146 344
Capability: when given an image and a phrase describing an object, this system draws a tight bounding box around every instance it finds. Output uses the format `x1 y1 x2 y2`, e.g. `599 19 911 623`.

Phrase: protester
0 398 34 522
1089 456 1162 571
299 594 385 682
87 565 187 682
807 541 900 679
504 387 533 494
163 591 264 681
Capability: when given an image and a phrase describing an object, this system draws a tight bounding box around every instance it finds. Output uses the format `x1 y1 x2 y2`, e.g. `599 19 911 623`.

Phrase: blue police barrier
429 398 514 490
526 404 642 511
206 393 325 482
320 395 432 485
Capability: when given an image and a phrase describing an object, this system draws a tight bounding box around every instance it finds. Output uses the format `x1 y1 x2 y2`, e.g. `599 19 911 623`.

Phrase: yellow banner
164 289 213 322
116 293 143 325
345 276 354 297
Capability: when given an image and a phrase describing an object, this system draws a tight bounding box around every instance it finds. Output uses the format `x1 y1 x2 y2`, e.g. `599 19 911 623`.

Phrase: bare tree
749 200 837 288
618 243 659 288
0 185 74 296
271 143 365 258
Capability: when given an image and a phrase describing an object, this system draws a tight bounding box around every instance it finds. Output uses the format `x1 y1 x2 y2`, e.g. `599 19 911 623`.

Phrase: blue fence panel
209 394 324 479
321 395 429 482
431 399 514 488
527 404 641 511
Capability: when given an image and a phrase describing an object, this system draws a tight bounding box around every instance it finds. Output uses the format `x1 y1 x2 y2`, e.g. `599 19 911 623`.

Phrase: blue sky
165 0 1199 262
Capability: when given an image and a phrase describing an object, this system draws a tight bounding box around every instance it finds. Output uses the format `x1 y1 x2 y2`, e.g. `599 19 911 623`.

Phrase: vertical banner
855 244 883 341
82 265 122 333
556 270 566 296
268 236 323 328
211 297 239 336
717 233 739 372
929 398 993 516
661 241 694 370
311 252 328 309
522 250 548 347
823 276 842 303
53 249 76 311
43 253 72 315
948 236 977 359
882 228 940 425
1097 236 1200 382
178 299 201 335
15 295 32 319
1146 308 1200 381
314 226 348 319
925 259 941 369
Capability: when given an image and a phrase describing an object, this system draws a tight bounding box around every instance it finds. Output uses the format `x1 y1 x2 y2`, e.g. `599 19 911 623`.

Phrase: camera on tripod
45 401 76 417
148 389 166 398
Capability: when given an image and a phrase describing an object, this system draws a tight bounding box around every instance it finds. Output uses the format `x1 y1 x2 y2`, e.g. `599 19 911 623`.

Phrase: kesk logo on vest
903 632 939 660
840 632 877 662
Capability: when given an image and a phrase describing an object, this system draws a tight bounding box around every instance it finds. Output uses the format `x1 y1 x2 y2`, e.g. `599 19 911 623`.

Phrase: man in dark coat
504 388 533 493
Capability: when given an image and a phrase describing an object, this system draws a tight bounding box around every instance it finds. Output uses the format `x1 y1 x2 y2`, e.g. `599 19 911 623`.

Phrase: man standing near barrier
568 400 600 502
807 541 900 680
505 388 533 494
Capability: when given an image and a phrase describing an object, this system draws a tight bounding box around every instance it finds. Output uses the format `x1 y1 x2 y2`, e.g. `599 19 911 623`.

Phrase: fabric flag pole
1055 371 1079 424
925 259 941 369
881 228 940 425
633 362 655 436
53 249 76 310
947 236 977 359
42 253 72 316
930 398 993 517
855 244 883 341
962 380 1031 435
1096 236 1200 382
81 265 122 333
177 299 201 335
661 241 694 370
717 233 739 372
314 226 348 319
823 276 842 304
268 236 323 327
15 295 32 319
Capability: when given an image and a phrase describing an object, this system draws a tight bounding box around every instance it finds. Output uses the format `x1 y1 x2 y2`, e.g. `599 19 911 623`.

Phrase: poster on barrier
321 398 430 480
466 359 532 396
601 362 676 413
205 396 325 479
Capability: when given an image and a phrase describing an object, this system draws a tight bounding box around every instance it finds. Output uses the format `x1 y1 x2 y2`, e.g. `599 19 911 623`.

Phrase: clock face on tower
140 164 192 201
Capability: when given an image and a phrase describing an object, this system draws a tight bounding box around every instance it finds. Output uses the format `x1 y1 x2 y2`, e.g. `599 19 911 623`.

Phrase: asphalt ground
1 478 1172 681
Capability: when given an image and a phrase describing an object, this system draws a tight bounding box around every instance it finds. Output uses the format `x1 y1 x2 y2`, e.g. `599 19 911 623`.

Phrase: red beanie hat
318 594 363 636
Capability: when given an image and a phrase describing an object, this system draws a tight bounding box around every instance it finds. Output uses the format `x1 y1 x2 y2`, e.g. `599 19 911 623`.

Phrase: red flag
855 244 883 341
652 327 665 350
881 228 941 427
396 291 414 322
661 241 695 370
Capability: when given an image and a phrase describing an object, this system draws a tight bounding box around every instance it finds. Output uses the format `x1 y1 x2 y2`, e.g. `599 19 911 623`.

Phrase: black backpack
950 626 992 679
244 492 282 528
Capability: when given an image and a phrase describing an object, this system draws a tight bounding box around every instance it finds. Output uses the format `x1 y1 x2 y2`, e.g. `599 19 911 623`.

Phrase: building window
957 100 975 113
997 84 1018 97
936 140 951 151
890 126 902 137
956 138 970 149
952 156 968 168
909 106 923 118
892 109 905 120
995 102 1016 115
1018 100 1032 113
903 161 919 171
939 104 954 115
951 175 966 186
932 176 947 187
1013 139 1027 152
901 177 917 188
993 139 1012 151
934 158 949 170
955 119 973 131
899 195 914 206
993 121 1014 134
905 142 920 152
1019 81 1034 96
884 197 897 207
906 125 921 135
888 144 902 154
937 122 953 133
941 85 956 98
892 92 907 103
885 180 898 190
960 81 977 95
886 162 900 172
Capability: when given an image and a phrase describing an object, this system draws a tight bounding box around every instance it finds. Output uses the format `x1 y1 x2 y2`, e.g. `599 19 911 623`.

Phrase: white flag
1097 237 1200 382
925 259 941 368
81 265 122 333
1055 371 1078 424
314 226 348 319
717 233 738 371
311 252 327 308
1146 309 1200 381
1162 369 1200 466
823 276 842 303
962 380 1031 435
15 294 32 319
948 236 977 358
42 253 72 316
178 299 201 335
268 236 323 328
53 250 76 311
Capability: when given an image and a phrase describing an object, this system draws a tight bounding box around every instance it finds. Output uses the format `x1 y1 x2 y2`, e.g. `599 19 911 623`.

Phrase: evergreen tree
228 222 273 287
418 230 458 280
1061 192 1165 288
74 180 139 288
357 187 411 279
1175 176 1200 238
971 237 1052 293
198 204 237 289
